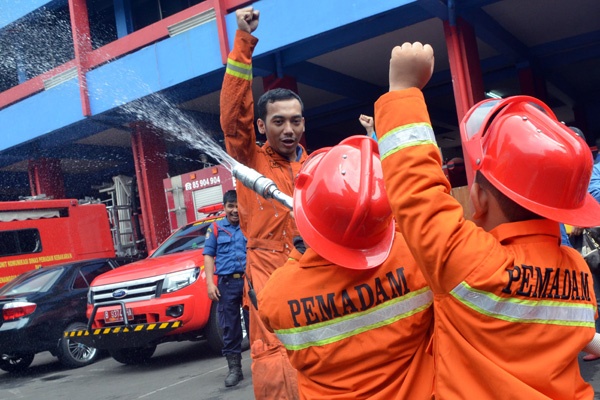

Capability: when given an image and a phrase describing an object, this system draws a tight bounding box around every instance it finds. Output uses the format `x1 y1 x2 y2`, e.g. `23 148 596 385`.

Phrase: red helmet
293 135 395 269
460 95 600 227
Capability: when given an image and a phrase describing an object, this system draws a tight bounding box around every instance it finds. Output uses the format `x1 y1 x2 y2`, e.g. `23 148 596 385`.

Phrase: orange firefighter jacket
219 30 307 291
258 234 434 400
375 88 596 399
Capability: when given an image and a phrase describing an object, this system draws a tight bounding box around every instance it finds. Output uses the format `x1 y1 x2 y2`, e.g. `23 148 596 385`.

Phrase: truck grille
90 275 166 305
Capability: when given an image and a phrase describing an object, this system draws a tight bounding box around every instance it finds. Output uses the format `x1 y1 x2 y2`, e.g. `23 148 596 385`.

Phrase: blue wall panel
157 21 224 88
0 0 54 29
228 0 412 57
87 45 163 113
87 20 223 114
0 78 83 149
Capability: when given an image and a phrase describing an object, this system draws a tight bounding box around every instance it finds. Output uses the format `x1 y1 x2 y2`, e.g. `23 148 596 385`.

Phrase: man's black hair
223 189 237 205
475 172 541 222
293 236 306 255
569 126 586 141
256 88 304 121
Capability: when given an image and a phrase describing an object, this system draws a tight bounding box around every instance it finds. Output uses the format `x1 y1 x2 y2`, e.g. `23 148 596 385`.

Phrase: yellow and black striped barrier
64 321 183 350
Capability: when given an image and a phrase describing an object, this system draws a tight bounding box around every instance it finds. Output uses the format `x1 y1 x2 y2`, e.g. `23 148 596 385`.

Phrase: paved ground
3 347 600 399
580 353 600 399
0 343 255 400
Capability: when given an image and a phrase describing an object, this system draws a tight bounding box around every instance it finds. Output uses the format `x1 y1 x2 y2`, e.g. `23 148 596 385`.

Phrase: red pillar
517 65 548 100
263 75 298 93
68 0 93 116
214 0 230 65
262 75 308 149
131 124 171 250
444 17 485 186
28 158 66 199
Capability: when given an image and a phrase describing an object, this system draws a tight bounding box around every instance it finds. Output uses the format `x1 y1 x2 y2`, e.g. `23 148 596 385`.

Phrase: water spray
118 93 294 210
231 161 294 210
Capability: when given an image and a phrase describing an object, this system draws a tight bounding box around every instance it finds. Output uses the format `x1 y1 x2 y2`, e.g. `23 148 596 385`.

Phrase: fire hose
231 162 294 210
584 332 600 356
230 162 294 310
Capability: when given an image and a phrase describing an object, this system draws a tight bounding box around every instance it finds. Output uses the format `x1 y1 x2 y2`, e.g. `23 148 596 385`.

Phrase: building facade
1 0 599 249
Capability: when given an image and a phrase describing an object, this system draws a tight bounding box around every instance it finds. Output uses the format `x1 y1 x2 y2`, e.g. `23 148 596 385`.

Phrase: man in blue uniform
204 190 249 387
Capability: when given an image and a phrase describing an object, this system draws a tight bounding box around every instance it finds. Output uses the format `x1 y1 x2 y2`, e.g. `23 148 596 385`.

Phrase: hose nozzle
232 163 294 210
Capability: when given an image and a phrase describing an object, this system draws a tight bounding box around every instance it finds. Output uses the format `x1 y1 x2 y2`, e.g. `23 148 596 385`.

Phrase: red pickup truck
65 206 246 364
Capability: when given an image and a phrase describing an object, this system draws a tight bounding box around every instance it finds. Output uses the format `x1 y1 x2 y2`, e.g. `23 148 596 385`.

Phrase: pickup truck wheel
109 346 156 365
57 322 99 368
0 353 34 373
204 302 223 354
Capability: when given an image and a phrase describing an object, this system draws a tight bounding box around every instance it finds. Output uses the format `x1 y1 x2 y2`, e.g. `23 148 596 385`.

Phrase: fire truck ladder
99 175 142 258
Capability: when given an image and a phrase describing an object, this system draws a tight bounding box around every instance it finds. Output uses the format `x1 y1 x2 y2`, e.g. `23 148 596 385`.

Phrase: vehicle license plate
104 308 133 323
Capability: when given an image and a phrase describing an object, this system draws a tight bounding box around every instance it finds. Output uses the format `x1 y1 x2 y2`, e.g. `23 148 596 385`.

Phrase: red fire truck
0 199 116 285
163 164 235 231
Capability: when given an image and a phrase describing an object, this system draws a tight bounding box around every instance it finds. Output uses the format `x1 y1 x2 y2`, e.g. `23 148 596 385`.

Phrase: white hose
583 332 600 356
232 163 293 210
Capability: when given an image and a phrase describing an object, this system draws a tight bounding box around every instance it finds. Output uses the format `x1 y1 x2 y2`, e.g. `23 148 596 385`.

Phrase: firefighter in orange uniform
219 6 307 399
258 136 434 400
375 42 600 399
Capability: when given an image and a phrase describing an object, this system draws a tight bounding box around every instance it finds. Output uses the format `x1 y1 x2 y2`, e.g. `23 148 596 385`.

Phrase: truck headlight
162 267 200 293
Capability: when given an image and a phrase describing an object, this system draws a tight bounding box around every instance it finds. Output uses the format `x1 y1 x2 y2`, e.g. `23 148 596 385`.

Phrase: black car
0 258 121 373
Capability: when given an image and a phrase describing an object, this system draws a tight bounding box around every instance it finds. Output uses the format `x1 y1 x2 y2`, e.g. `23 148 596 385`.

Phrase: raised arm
375 42 496 292
219 7 261 165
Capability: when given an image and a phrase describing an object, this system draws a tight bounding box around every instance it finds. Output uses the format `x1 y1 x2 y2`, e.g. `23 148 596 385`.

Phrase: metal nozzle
232 163 294 210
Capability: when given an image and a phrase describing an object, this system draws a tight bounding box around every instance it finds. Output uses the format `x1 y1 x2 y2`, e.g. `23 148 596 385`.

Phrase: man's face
257 99 305 161
224 201 239 225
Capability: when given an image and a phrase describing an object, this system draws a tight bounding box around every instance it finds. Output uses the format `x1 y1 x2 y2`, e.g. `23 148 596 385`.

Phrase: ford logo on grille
112 289 128 299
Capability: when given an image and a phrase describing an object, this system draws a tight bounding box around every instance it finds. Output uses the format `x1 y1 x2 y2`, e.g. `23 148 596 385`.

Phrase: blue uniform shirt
560 162 600 247
204 218 247 275
560 224 573 248
588 163 600 203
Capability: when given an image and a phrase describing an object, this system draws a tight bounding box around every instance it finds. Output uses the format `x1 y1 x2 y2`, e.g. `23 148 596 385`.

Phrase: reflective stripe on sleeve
274 287 433 351
226 58 252 81
378 123 437 161
451 281 596 327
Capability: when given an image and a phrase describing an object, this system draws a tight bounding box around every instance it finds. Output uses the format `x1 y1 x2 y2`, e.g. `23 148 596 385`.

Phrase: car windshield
151 219 218 258
0 267 64 295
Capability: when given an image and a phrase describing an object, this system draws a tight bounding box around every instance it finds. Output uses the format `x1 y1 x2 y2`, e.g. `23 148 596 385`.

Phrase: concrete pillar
68 0 93 116
130 123 171 250
517 64 548 100
114 0 134 38
444 17 485 186
28 158 66 199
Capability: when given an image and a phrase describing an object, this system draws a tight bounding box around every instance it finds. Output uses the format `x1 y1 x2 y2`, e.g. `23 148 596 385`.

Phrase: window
73 261 116 289
151 220 212 257
0 268 64 295
130 0 206 31
0 229 42 257
0 5 74 91
87 0 118 49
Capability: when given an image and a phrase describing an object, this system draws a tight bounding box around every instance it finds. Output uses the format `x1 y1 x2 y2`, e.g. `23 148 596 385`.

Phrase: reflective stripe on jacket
258 233 434 400
375 88 596 400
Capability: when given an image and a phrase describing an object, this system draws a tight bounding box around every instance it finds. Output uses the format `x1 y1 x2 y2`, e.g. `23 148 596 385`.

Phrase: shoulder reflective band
451 281 595 327
274 287 432 351
226 58 252 81
378 122 436 161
